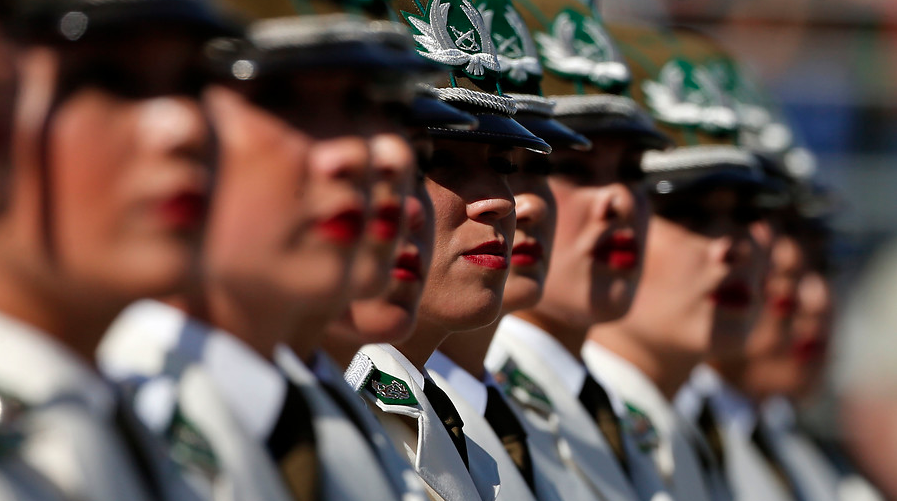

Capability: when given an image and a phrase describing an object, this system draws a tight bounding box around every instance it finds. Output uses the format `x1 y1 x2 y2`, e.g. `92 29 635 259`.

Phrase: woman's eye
488 157 518 175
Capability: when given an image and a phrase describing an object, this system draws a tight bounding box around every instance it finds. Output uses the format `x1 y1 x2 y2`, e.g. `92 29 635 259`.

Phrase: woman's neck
0 266 123 365
393 316 453 373
438 315 501 380
513 308 588 361
587 323 702 401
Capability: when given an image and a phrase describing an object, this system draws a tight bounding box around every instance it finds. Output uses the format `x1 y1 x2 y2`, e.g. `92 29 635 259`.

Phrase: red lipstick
392 252 423 282
316 209 365 245
369 204 402 241
770 295 797 317
156 191 207 230
595 233 639 270
712 281 753 309
462 241 508 270
511 241 544 267
792 337 827 363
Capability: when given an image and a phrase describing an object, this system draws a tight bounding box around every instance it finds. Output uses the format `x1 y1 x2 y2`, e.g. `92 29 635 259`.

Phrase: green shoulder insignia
494 359 552 416
166 406 219 480
623 402 659 453
364 370 418 406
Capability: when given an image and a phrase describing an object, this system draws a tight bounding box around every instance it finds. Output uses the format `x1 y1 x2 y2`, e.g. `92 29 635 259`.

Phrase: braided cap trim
249 15 414 51
642 145 759 173
550 94 643 118
433 87 517 116
506 93 555 117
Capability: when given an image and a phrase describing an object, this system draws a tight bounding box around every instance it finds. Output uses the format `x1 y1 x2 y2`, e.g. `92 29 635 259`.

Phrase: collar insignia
477 0 541 85
623 402 659 453
642 58 739 134
494 359 552 416
166 406 219 480
404 0 501 78
365 370 418 406
535 9 630 91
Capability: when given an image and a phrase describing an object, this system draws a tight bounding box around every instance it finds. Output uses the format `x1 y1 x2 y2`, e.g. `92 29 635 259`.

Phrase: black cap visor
514 112 591 151
428 111 551 154
557 113 671 151
407 95 478 129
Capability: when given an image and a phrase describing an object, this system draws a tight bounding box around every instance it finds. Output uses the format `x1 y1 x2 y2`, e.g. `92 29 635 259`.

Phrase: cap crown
397 0 502 92
475 0 541 93
610 24 741 147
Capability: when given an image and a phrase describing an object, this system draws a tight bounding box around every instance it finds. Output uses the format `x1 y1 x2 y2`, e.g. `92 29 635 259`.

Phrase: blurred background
602 0 897 450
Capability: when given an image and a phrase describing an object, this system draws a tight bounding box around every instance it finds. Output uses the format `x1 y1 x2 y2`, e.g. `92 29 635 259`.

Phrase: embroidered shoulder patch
493 359 552 416
345 352 376 392
166 406 219 480
623 402 659 453
364 370 418 406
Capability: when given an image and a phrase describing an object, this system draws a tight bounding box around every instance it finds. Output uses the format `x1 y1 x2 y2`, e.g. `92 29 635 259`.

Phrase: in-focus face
503 150 557 313
417 139 516 331
203 70 373 317
623 188 765 358
535 135 649 329
349 108 416 299
343 130 436 344
12 34 213 300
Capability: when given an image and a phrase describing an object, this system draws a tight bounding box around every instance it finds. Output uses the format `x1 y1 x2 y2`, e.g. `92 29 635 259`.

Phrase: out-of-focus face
622 187 765 358
416 139 516 332
203 70 375 320
348 109 416 299
8 34 213 302
329 128 436 345
502 150 557 312
737 244 832 400
741 234 804 362
534 135 649 330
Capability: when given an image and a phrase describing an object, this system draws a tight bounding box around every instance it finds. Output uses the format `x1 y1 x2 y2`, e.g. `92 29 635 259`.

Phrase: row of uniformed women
0 0 879 500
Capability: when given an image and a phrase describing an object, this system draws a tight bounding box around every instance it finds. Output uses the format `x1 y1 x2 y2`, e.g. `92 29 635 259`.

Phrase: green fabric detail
535 8 630 93
402 0 501 81
0 390 26 457
365 370 418 406
167 406 219 479
477 0 542 89
494 359 552 416
623 402 659 453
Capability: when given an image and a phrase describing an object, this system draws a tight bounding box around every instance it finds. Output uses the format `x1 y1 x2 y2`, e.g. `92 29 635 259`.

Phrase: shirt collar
201 328 286 441
0 311 115 420
426 350 488 416
676 364 757 436
496 315 587 396
378 343 427 390
105 300 288 440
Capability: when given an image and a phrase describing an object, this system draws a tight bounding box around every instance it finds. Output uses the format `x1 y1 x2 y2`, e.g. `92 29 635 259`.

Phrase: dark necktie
113 395 163 500
697 398 726 470
578 373 630 474
485 385 536 492
751 422 802 501
423 378 469 470
266 382 318 501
